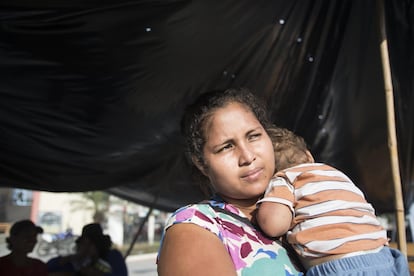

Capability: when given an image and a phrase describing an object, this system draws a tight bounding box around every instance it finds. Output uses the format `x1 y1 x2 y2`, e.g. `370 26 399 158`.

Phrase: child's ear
305 150 315 163
192 156 208 176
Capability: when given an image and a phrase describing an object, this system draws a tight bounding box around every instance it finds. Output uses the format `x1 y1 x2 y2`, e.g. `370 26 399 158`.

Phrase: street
0 233 158 275
126 253 158 276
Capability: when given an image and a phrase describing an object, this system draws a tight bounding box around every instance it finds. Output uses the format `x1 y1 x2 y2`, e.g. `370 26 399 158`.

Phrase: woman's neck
236 205 256 220
220 196 259 220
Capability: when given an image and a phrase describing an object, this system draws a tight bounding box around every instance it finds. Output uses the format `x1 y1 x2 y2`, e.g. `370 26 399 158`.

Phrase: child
256 127 410 275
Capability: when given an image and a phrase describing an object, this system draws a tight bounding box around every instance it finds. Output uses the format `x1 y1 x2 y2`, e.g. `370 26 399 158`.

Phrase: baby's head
267 127 314 171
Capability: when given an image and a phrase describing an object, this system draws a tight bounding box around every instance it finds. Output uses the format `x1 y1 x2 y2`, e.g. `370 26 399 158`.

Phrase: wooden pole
377 0 407 257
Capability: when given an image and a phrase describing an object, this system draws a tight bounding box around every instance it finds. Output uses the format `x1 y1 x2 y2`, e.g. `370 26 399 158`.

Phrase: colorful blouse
158 196 303 276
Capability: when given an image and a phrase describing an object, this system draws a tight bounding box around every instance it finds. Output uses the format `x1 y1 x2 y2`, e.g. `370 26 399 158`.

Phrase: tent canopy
0 0 413 212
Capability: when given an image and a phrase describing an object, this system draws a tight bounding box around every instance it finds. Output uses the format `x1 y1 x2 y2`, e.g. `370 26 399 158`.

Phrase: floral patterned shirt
158 196 303 276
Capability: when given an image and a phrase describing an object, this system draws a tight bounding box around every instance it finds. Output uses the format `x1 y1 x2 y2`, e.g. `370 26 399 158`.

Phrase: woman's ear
192 156 208 176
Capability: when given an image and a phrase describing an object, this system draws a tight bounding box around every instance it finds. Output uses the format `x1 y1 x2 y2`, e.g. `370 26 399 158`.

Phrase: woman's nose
238 144 256 166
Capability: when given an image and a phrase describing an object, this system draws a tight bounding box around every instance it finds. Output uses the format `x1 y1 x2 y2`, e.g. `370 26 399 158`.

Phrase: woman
157 88 303 275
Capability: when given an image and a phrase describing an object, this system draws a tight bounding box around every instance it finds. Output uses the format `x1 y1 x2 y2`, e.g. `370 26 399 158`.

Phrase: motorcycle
36 228 78 256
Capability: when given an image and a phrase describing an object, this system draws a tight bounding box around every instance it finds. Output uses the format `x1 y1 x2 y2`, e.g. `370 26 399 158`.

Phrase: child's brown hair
267 127 313 171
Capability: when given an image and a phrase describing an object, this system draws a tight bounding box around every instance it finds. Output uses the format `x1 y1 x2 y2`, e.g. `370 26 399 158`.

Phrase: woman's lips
241 168 263 182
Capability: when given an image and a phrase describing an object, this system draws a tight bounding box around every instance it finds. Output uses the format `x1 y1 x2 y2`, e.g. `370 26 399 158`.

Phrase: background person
47 222 128 276
256 127 410 275
0 219 48 275
157 88 304 275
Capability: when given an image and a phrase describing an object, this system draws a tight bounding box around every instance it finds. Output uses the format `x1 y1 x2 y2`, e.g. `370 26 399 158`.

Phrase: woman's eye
218 143 233 152
248 133 261 141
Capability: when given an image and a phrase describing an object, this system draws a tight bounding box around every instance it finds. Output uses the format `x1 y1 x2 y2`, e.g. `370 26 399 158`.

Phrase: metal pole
124 205 154 259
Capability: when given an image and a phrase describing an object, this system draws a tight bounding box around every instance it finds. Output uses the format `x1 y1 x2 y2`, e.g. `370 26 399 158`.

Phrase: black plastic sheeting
0 1 413 212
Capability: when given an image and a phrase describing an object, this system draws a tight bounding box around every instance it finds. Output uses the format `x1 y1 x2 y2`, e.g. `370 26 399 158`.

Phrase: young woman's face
199 102 275 203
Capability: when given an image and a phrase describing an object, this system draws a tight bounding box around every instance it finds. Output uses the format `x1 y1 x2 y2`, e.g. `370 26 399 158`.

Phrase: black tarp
0 0 413 212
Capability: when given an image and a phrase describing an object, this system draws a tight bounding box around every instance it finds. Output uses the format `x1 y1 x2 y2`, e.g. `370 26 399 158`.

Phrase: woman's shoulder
164 199 243 236
171 196 239 215
166 199 261 240
166 203 218 226
107 248 124 259
46 255 74 272
105 249 128 275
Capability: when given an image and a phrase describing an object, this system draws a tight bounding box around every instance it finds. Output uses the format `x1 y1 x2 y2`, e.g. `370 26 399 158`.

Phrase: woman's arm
157 223 237 276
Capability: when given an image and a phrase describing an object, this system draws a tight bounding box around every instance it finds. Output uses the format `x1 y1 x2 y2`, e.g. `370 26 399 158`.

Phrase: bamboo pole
377 0 407 257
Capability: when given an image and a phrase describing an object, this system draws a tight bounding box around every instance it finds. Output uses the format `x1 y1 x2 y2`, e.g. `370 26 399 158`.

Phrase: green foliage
69 191 110 222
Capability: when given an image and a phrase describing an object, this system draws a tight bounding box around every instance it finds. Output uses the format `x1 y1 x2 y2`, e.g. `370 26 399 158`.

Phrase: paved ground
126 253 157 276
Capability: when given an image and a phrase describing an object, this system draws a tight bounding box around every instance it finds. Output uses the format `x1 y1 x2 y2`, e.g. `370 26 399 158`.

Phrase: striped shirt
259 163 388 258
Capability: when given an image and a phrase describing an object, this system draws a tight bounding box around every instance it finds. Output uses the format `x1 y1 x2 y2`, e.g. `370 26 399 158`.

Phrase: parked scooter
36 228 78 256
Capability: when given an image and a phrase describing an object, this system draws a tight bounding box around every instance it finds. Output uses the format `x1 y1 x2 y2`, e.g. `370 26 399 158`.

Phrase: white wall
37 192 94 236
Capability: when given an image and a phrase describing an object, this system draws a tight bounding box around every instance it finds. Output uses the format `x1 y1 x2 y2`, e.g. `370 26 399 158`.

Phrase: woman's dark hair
78 223 112 259
181 87 272 175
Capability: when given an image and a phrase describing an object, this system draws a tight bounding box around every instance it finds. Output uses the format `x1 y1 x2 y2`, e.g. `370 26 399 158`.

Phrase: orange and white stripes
259 163 388 258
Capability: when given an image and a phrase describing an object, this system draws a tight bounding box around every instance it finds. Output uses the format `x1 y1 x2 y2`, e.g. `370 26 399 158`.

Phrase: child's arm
256 200 292 237
256 177 294 237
